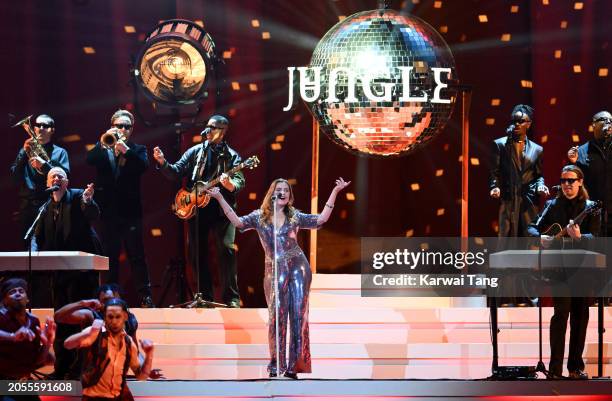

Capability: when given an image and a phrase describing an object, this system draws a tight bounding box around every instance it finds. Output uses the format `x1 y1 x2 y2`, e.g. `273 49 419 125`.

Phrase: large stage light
305 8 458 157
134 19 218 106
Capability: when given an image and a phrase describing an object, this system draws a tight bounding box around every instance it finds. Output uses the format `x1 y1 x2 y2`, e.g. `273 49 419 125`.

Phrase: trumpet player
86 109 154 308
10 114 70 239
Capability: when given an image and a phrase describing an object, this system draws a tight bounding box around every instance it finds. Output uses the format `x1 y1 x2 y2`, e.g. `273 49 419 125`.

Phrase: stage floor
127 378 612 400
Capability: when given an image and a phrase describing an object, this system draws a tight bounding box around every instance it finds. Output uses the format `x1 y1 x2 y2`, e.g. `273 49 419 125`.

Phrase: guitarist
153 115 244 308
527 165 601 379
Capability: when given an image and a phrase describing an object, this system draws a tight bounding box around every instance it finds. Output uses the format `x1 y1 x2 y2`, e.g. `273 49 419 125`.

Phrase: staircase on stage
33 274 612 399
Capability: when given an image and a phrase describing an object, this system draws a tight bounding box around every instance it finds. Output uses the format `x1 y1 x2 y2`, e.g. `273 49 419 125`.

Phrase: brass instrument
100 128 126 150
12 115 51 174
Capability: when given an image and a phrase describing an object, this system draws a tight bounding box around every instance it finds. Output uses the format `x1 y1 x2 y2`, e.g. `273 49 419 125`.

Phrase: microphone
200 127 211 136
551 185 561 193
45 185 60 193
271 194 285 201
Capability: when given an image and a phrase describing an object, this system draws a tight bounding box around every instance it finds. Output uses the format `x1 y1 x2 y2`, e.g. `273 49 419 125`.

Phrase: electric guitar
541 200 602 238
172 155 260 220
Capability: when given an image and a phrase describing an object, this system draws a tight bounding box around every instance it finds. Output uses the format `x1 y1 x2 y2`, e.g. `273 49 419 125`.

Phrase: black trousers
100 216 152 296
53 270 99 379
549 297 589 375
188 211 239 304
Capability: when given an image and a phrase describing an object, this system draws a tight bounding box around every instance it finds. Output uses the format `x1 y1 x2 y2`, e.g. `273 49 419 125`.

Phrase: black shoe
228 299 241 308
547 372 565 380
140 295 155 308
568 370 588 380
283 372 298 380
269 372 277 378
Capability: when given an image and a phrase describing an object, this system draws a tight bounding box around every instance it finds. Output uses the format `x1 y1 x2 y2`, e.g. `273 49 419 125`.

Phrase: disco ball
305 9 457 157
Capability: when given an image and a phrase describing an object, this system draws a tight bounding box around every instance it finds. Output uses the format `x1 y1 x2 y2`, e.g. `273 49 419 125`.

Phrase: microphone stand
271 195 281 377
594 133 611 378
23 198 52 313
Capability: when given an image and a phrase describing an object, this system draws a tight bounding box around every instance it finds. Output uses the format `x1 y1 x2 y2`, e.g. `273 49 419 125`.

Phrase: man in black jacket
490 105 549 307
10 114 70 240
87 109 153 308
527 165 600 379
32 167 101 379
153 115 244 307
568 110 612 235
490 104 549 237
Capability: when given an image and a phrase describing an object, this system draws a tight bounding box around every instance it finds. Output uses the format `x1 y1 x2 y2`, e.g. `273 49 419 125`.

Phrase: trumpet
13 115 51 175
100 128 126 150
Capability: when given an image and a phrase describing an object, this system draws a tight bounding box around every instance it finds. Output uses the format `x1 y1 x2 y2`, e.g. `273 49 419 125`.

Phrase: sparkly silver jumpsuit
239 209 320 374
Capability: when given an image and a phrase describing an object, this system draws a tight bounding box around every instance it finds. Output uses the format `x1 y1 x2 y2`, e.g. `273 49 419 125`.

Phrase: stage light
133 19 217 106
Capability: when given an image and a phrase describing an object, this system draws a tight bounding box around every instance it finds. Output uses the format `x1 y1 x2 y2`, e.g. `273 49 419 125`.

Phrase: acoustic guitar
172 155 260 220
541 200 602 238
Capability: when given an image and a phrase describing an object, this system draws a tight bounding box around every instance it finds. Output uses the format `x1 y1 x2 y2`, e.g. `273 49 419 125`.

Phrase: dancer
207 177 350 379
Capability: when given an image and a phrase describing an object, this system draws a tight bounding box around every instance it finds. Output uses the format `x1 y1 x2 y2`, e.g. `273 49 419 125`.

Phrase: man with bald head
31 167 102 379
568 110 612 235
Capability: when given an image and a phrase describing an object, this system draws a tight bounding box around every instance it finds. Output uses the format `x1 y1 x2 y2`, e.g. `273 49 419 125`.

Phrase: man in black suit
489 104 549 307
86 109 153 308
31 166 101 379
10 114 70 240
490 104 549 237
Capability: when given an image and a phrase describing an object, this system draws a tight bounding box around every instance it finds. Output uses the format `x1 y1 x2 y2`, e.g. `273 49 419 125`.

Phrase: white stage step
30 273 612 381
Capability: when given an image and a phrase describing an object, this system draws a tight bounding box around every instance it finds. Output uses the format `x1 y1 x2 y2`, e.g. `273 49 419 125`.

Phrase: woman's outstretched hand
333 177 351 193
206 187 223 200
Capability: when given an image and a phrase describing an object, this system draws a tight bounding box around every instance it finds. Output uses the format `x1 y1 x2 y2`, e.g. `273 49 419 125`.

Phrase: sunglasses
560 178 580 184
206 125 224 130
112 124 132 130
35 123 54 129
594 117 612 124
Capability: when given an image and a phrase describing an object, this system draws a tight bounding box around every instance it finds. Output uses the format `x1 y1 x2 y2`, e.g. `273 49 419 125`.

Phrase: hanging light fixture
133 19 218 106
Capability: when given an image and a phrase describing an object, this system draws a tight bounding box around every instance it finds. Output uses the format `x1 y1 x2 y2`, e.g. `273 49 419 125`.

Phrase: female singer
207 177 350 379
